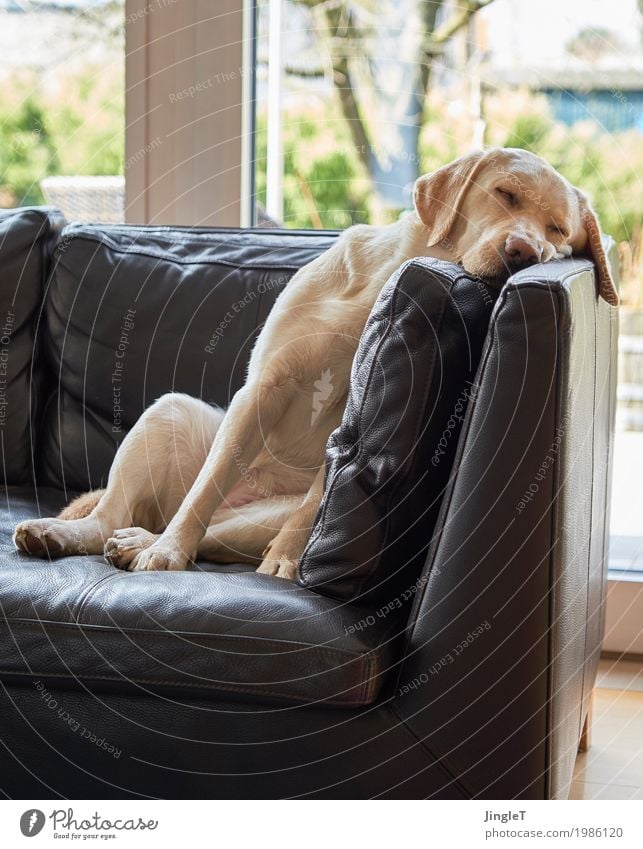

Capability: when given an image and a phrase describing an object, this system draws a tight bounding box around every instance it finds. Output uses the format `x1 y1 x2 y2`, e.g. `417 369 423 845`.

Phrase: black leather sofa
0 206 617 799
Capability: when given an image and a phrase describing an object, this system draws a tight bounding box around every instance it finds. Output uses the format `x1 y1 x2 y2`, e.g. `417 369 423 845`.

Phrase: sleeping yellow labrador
13 147 617 578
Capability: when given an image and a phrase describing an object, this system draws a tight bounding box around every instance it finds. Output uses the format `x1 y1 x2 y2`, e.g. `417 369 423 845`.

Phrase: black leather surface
38 225 337 492
0 488 399 708
528 253 619 799
393 259 617 799
0 683 467 799
299 258 498 603
0 207 64 485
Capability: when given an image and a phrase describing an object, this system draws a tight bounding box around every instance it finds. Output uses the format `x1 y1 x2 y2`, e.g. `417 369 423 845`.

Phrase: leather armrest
393 257 618 799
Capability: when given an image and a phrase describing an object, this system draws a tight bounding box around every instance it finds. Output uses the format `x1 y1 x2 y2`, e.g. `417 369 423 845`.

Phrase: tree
28 0 124 43
566 27 623 61
0 66 124 208
287 0 495 213
0 94 59 206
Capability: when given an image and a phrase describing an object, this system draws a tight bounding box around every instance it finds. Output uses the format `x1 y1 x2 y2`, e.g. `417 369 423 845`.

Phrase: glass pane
0 0 125 222
612 309 643 575
254 0 643 571
255 0 452 229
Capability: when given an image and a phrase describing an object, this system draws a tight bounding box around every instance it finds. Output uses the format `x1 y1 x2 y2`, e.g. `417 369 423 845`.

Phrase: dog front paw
257 557 298 580
13 518 96 558
130 543 191 572
257 540 298 580
105 527 159 570
14 519 65 557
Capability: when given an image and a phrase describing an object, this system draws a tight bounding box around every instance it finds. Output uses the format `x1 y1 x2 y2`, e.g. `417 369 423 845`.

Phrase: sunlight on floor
571 659 643 799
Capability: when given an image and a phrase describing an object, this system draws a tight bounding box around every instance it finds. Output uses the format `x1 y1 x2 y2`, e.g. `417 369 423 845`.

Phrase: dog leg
196 496 305 566
131 377 297 572
258 465 325 579
109 496 303 571
14 393 223 559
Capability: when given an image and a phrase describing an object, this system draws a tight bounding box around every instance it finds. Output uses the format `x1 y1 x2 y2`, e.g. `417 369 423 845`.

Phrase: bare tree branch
287 0 497 200
26 0 123 42
317 2 373 173
419 0 445 104
430 0 494 45
284 66 326 78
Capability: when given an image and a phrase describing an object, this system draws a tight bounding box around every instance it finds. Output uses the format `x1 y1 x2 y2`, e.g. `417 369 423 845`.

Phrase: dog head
414 147 618 305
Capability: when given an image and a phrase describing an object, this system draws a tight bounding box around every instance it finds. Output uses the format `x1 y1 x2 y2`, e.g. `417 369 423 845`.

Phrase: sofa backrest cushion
38 225 337 491
0 207 64 485
298 258 498 604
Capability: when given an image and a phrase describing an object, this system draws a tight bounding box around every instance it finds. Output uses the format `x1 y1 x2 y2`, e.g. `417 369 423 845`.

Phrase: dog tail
58 489 105 520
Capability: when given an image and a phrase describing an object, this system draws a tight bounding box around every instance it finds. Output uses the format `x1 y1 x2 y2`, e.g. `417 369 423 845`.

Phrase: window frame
124 0 254 227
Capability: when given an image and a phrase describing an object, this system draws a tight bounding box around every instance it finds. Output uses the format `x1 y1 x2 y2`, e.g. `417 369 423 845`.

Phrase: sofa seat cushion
0 488 399 708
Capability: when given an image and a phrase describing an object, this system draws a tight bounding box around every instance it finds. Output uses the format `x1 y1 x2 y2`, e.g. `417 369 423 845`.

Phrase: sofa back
0 207 64 485
36 224 337 491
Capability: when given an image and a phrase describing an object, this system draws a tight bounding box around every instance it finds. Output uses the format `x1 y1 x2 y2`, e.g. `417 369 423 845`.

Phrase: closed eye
547 224 569 239
495 187 517 207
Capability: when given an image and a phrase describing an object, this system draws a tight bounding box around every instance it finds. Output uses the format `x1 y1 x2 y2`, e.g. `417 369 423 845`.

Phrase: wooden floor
570 658 643 799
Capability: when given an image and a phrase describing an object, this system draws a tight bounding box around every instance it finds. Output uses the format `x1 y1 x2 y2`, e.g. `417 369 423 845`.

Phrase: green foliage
548 129 642 249
566 27 623 61
0 94 58 206
0 69 124 207
502 113 552 153
0 66 639 293
258 90 640 251
255 112 369 229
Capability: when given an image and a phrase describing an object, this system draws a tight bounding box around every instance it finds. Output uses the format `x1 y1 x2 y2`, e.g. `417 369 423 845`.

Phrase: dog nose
504 235 541 268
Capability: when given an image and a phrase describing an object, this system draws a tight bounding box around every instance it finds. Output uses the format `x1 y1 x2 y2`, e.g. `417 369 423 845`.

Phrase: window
0 0 125 221
253 0 486 229
611 313 643 578
251 0 643 653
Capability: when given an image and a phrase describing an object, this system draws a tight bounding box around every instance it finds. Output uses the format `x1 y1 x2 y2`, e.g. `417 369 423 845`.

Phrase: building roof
483 65 643 92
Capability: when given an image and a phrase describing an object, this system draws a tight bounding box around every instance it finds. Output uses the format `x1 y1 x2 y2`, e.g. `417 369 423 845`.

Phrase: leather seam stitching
75 572 126 622
388 703 473 797
545 285 566 799
56 234 331 272
0 668 370 706
1 617 379 661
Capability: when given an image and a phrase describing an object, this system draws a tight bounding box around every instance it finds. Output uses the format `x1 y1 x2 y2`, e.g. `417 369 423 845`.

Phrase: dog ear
575 190 619 306
413 150 489 247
